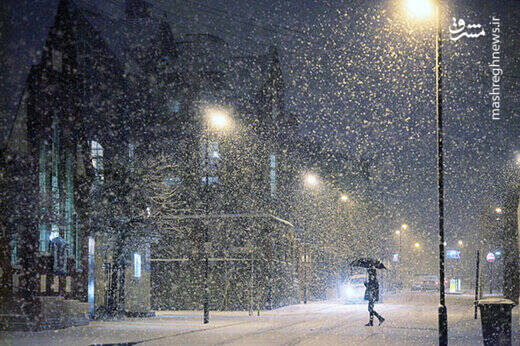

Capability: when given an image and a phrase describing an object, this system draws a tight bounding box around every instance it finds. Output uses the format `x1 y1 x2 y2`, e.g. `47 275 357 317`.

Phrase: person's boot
365 316 373 326
378 317 385 326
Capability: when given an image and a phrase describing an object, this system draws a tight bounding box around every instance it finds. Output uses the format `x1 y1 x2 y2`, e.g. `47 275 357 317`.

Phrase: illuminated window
91 140 104 181
134 253 141 278
270 153 276 197
38 142 50 252
167 98 180 114
201 141 219 185
10 238 18 266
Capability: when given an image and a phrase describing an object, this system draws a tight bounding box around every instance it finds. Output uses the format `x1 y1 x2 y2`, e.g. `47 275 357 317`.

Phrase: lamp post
202 107 230 324
336 194 349 297
395 229 402 287
302 173 319 304
405 0 447 343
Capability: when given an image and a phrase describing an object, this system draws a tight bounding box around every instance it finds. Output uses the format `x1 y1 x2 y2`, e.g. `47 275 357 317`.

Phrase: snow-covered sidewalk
1 292 518 345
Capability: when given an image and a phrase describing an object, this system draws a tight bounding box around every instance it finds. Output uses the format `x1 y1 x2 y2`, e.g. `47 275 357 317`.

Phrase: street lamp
201 107 231 324
458 240 463 247
414 242 421 249
207 108 230 130
340 194 349 202
401 223 408 231
404 0 447 343
405 0 434 18
304 173 319 188
495 207 503 214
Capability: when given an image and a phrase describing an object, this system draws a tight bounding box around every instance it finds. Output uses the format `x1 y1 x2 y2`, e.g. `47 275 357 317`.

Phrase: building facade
0 0 301 330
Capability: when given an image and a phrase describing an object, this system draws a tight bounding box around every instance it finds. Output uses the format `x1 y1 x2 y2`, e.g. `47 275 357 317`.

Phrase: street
2 292 518 345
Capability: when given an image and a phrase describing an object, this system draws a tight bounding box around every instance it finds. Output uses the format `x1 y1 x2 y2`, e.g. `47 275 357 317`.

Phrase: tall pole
436 2 448 345
304 246 308 304
489 261 493 294
203 126 210 324
474 250 480 319
399 233 402 285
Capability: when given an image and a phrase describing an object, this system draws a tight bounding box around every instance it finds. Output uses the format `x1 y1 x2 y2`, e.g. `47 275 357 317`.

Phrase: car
342 274 367 303
411 275 439 291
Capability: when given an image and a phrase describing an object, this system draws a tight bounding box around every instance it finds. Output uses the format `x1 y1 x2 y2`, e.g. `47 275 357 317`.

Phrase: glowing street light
401 224 408 230
304 173 319 188
405 0 434 18
495 207 503 214
514 152 520 165
414 242 421 248
395 230 401 235
340 194 349 202
458 240 463 247
206 108 230 130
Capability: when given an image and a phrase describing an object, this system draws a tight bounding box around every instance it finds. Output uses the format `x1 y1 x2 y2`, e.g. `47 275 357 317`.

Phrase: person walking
364 268 385 326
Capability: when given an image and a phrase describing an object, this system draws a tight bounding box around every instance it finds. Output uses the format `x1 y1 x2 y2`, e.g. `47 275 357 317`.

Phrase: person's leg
366 301 374 326
372 303 385 324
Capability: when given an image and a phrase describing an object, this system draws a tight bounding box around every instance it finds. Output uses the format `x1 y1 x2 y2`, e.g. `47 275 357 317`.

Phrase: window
270 153 276 197
134 253 142 278
50 114 60 245
201 141 220 185
167 98 180 114
38 142 50 252
64 150 74 257
52 49 62 72
10 238 18 266
91 140 104 181
164 176 180 186
129 142 135 173
271 102 280 120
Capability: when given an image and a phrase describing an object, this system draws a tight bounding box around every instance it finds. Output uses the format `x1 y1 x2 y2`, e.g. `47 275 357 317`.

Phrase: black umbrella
350 258 386 269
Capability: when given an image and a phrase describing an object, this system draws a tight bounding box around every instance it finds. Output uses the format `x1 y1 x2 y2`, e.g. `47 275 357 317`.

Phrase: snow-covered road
2 292 518 345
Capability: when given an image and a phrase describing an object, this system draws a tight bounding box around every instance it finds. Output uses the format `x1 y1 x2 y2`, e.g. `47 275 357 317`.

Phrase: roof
1 0 280 148
0 0 61 148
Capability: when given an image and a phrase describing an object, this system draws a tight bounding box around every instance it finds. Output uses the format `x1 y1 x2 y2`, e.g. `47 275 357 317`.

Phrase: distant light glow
414 242 420 248
406 0 434 18
495 207 503 214
395 230 401 235
514 152 520 165
340 194 349 201
446 250 460 259
401 224 408 230
304 173 319 187
206 108 230 129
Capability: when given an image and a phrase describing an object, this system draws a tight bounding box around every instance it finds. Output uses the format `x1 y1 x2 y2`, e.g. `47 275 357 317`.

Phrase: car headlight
345 285 355 297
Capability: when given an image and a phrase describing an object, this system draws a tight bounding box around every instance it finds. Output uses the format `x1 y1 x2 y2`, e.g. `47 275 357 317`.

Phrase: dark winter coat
364 280 379 302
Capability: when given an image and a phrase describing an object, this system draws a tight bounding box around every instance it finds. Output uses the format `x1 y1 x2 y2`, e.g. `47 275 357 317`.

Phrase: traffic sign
486 252 495 263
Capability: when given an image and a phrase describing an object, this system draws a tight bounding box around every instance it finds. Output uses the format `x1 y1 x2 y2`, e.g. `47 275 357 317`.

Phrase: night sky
1 0 519 260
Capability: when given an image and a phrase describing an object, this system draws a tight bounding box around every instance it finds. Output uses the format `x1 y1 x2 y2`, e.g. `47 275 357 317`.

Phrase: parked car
342 274 367 303
411 274 439 291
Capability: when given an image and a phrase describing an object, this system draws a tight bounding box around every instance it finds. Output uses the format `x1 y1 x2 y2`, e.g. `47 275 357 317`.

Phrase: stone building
0 0 301 329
